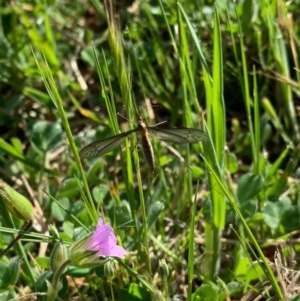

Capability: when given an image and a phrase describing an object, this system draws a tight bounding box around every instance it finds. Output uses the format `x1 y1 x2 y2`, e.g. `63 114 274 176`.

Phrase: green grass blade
33 50 98 224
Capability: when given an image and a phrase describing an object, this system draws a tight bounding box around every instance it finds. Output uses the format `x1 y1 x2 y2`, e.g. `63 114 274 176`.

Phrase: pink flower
69 218 127 267
84 218 127 259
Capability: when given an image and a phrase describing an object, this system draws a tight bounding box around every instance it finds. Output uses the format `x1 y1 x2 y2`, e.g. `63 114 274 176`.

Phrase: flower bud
158 259 169 280
0 180 33 221
49 224 60 239
104 260 116 278
50 241 67 273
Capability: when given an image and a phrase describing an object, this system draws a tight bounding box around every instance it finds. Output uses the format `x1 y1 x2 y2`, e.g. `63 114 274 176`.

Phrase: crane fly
80 116 206 170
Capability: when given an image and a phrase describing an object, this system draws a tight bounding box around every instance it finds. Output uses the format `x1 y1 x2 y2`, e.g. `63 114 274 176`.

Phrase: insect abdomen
141 134 155 171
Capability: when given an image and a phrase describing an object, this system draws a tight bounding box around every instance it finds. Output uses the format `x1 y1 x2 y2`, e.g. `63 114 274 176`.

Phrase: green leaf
237 173 264 204
113 201 133 228
6 257 20 285
0 290 16 301
120 283 152 301
35 271 52 301
31 121 64 153
56 178 80 199
245 261 264 282
0 138 24 159
262 197 291 230
226 152 238 173
147 201 165 228
67 267 92 277
92 185 109 205
281 205 300 232
192 283 219 301
0 259 19 289
226 281 244 298
62 221 75 239
51 198 70 222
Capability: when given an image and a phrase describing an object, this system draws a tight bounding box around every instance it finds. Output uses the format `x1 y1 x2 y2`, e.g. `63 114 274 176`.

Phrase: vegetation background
0 0 300 300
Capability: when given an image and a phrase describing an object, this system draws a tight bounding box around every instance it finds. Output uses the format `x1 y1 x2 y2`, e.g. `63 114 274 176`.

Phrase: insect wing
148 127 206 144
80 129 137 159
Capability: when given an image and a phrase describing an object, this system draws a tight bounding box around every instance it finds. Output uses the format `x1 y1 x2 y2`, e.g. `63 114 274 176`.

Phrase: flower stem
47 259 71 301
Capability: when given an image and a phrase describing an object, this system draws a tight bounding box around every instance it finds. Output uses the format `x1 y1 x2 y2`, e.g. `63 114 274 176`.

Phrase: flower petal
84 218 127 259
